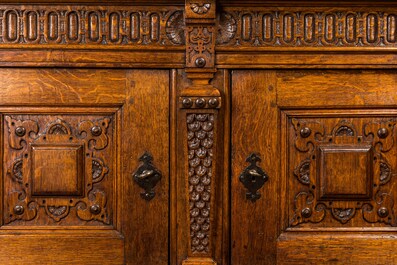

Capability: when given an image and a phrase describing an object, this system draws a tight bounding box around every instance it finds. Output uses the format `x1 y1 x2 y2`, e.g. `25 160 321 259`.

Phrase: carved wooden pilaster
181 1 220 264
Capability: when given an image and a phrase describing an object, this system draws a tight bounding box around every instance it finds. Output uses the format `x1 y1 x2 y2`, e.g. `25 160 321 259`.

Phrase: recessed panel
31 144 84 197
288 115 396 228
4 114 113 226
318 145 373 200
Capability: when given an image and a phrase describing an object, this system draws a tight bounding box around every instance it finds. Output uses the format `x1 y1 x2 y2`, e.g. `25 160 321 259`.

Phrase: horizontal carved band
0 6 184 47
218 9 397 48
2 6 397 49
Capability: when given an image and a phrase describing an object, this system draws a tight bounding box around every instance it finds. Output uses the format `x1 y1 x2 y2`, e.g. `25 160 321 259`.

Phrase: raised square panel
317 145 373 201
31 144 84 197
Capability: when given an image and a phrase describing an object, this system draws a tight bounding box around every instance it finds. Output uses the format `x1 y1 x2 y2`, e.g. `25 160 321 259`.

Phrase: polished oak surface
0 1 396 264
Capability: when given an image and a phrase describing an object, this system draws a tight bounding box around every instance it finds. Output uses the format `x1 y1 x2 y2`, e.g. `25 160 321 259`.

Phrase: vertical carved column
181 1 220 264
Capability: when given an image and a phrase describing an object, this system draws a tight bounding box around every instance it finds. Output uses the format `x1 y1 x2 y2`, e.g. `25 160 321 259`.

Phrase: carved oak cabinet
1 0 397 264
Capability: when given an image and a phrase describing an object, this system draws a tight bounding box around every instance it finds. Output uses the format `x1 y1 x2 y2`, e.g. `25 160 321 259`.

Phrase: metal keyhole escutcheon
239 153 269 202
132 152 162 201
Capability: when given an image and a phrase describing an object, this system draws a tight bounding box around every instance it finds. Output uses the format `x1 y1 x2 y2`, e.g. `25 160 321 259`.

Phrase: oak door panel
231 70 279 264
0 68 170 265
121 70 170 265
231 70 397 265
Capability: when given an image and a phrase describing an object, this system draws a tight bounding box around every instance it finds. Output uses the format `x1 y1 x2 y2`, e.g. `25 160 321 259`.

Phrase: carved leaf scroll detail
363 192 395 225
6 191 38 223
5 116 39 150
78 117 110 150
186 25 215 68
77 190 109 224
291 192 326 226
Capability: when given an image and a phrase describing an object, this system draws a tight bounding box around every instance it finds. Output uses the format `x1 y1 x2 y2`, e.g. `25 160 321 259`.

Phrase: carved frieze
4 115 112 225
217 10 397 48
0 6 184 47
1 5 397 50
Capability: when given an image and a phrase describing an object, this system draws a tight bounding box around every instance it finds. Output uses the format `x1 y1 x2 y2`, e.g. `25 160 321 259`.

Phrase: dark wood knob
301 207 312 218
300 127 311 138
15 126 26 137
91 126 102 136
195 57 206 68
13 205 24 215
90 204 101 215
208 98 219 108
378 207 389 218
182 98 193 108
377 128 388 139
195 98 206 108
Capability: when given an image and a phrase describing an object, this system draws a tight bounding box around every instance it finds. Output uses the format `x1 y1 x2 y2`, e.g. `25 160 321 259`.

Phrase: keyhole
251 175 256 182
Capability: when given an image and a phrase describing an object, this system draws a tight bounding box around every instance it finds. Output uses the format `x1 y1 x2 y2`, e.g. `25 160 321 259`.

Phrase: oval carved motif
304 14 316 43
47 12 59 41
88 12 100 42
5 11 18 42
387 15 397 43
109 12 120 43
67 12 80 41
345 14 357 43
324 14 336 43
262 13 274 42
26 11 39 41
283 14 295 43
241 14 252 41
150 13 160 42
130 12 140 41
366 14 378 43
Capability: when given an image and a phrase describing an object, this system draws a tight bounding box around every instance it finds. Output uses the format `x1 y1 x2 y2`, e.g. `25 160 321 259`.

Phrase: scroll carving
5 116 39 150
290 119 397 226
4 116 112 225
186 25 215 69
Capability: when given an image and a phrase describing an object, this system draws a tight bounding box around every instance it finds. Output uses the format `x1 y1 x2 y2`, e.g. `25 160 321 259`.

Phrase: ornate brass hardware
132 152 162 201
239 153 269 202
